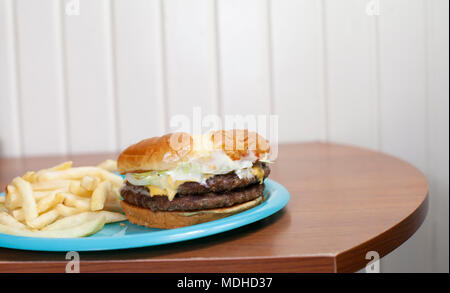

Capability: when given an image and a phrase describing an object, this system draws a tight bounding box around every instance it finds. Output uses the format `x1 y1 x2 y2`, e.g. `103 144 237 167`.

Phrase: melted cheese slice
147 185 167 196
147 179 187 201
251 166 265 184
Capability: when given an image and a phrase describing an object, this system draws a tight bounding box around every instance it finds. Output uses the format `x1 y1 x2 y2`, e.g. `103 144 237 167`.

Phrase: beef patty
121 162 270 212
177 162 270 195
121 182 265 212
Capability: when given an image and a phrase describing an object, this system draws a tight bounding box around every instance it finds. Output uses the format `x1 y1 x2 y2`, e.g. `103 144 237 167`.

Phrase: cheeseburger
117 129 272 229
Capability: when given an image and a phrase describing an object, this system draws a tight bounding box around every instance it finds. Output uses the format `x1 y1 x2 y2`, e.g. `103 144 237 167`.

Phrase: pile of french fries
0 160 127 238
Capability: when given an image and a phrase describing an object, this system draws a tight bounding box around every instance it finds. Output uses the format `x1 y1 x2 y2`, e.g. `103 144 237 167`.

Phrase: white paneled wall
65 0 118 153
271 0 326 142
218 0 272 117
14 0 68 155
426 0 449 273
165 0 219 117
377 0 431 273
0 0 448 272
113 0 165 149
0 0 21 157
325 0 380 150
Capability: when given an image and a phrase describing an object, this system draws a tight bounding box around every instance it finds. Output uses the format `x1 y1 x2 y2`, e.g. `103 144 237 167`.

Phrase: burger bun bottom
120 196 265 229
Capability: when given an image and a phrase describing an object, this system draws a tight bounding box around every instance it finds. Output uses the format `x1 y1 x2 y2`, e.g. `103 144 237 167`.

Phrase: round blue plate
0 179 289 251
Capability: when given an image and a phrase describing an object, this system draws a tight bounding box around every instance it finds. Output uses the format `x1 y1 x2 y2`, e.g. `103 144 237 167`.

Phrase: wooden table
0 143 428 273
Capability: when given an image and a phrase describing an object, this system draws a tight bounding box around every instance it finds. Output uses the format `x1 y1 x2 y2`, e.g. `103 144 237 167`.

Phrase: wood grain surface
0 143 428 273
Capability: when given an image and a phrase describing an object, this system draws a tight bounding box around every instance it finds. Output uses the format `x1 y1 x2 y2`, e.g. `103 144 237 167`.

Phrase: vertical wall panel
271 0 326 142
426 0 449 273
378 0 431 273
0 0 22 157
14 0 67 156
378 0 427 171
114 0 165 150
218 0 271 119
324 0 379 149
64 0 117 153
164 0 219 131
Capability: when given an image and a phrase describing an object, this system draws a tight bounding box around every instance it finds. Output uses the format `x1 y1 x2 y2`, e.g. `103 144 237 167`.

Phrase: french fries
11 209 25 222
104 190 123 213
0 211 27 229
12 177 38 223
69 181 91 197
90 181 111 211
36 167 123 187
80 175 99 191
0 215 106 238
97 159 118 173
27 210 60 230
22 171 36 183
31 180 72 191
0 197 5 212
43 211 126 231
55 204 81 217
0 159 125 238
37 192 65 214
61 192 91 211
5 185 21 211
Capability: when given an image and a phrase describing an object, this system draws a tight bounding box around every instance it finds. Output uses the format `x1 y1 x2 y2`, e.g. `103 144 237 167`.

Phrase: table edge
0 255 337 273
335 191 429 272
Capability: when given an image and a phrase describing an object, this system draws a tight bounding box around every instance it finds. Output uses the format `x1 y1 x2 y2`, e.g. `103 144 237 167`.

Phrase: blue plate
0 179 289 251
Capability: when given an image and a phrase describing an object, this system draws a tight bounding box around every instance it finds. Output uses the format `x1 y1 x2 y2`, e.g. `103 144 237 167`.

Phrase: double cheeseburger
117 129 272 229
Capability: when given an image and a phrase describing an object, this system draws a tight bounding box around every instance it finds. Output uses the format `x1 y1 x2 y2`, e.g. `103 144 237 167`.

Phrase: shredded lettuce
125 172 168 187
